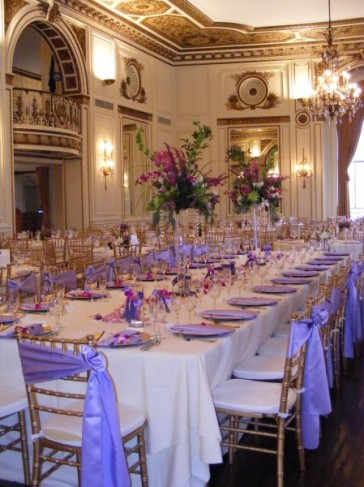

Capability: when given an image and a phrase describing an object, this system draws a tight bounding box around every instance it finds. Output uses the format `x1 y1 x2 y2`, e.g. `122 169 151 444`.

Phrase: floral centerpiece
229 158 286 219
136 121 226 228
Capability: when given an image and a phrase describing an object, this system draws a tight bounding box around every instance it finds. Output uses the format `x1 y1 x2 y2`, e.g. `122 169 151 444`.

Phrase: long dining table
0 253 342 487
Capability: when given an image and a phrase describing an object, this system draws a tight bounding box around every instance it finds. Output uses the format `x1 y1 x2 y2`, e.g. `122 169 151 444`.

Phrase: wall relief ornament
226 72 280 111
120 58 147 104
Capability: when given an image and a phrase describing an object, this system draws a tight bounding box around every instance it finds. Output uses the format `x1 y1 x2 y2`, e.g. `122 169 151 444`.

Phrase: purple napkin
99 330 144 347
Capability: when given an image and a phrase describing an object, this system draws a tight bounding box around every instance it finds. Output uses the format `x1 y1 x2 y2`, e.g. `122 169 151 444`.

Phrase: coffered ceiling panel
58 0 364 64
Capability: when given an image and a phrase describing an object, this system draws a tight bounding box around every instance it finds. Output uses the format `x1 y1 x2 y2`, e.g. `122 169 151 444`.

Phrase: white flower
253 182 264 189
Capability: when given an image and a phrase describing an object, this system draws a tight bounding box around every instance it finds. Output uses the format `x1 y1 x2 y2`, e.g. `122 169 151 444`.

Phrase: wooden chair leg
276 418 285 487
18 410 31 486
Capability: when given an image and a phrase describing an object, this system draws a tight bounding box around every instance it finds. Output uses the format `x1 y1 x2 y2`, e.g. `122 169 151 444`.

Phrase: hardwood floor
1 349 364 487
208 349 364 487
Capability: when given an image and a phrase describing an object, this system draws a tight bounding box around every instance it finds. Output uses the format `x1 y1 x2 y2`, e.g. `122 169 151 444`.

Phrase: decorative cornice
6 73 15 85
118 105 153 121
217 116 290 126
4 0 28 32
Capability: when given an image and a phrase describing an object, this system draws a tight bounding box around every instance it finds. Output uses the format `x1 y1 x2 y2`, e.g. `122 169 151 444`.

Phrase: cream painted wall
0 1 344 235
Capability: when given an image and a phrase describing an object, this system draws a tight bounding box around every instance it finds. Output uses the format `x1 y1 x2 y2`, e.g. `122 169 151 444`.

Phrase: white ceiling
188 0 364 28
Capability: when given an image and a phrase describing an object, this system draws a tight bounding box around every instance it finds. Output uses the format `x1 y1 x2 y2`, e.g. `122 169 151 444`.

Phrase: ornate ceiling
58 0 364 64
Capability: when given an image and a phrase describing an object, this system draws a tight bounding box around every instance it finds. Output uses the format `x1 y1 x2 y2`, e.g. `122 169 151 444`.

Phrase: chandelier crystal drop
301 0 362 123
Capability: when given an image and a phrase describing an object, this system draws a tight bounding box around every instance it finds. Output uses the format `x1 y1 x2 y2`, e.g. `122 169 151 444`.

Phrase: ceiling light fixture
301 0 361 123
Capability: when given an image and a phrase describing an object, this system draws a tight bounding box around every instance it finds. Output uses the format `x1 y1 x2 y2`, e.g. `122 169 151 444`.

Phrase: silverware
140 337 161 351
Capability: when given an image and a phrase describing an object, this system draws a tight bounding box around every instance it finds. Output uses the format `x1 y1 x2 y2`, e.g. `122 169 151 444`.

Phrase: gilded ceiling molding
53 0 364 65
217 116 290 126
38 0 62 23
227 72 280 111
120 58 147 103
4 0 28 31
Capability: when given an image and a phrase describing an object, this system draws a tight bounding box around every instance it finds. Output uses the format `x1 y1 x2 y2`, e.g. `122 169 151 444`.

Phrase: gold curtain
336 80 364 217
36 166 51 229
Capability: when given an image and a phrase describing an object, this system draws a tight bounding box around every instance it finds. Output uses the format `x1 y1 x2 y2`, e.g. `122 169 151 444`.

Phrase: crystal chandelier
301 0 362 123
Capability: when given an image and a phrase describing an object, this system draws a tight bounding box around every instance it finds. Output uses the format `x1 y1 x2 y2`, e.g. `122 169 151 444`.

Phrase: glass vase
251 204 260 251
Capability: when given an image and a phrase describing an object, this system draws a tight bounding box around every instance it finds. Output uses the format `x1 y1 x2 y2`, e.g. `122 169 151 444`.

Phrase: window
348 125 364 218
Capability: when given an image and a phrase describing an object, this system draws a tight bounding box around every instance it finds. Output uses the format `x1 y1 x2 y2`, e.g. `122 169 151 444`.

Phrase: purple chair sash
288 312 332 450
330 287 344 316
43 270 77 291
85 265 107 283
106 259 117 282
193 244 209 258
8 273 37 294
344 275 361 358
18 342 130 487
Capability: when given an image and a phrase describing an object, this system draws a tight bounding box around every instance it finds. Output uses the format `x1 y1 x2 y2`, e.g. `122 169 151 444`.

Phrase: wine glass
48 294 63 335
171 293 182 324
98 276 108 300
147 297 162 340
186 295 197 323
129 263 139 284
7 288 20 317
209 281 220 309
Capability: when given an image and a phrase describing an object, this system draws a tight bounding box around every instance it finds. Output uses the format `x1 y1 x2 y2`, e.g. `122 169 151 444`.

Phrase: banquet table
0 254 341 487
330 239 362 260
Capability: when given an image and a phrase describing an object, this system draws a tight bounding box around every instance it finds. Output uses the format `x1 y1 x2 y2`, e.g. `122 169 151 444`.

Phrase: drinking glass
186 295 197 322
48 295 63 334
171 293 182 324
209 281 220 309
148 297 162 340
7 288 20 316
129 263 139 283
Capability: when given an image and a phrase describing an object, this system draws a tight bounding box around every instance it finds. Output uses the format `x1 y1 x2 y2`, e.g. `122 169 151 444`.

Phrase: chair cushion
212 378 296 414
0 386 28 417
274 321 291 338
233 355 286 380
257 336 288 356
43 400 146 447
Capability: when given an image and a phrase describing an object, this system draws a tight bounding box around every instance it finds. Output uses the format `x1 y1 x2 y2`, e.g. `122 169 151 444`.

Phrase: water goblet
7 288 20 317
129 263 139 284
48 295 63 335
171 293 182 324
148 297 162 340
209 281 220 309
186 295 197 323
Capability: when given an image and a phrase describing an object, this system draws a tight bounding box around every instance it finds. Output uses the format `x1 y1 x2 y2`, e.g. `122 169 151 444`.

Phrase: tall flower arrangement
136 121 226 228
229 158 286 218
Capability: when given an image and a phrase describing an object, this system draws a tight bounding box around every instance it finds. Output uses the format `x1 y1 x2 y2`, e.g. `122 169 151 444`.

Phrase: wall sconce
296 149 312 188
101 140 114 189
103 78 116 86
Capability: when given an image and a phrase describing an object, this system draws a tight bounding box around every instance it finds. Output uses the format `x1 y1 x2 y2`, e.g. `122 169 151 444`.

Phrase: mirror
122 117 151 219
227 126 279 173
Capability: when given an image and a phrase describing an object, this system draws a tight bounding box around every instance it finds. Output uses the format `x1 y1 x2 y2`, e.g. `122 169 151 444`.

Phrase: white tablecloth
331 240 362 261
0 258 338 487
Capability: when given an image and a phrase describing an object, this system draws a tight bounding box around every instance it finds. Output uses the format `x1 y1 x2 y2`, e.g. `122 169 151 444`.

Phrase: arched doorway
6 7 88 235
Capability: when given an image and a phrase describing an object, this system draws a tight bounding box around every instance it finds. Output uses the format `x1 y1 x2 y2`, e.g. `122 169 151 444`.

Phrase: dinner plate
66 290 107 300
314 256 343 261
227 297 279 307
202 309 258 320
137 274 165 281
0 323 52 338
20 303 49 312
171 323 235 337
296 265 329 271
283 270 320 278
106 281 127 289
97 330 153 348
271 277 312 285
308 260 336 266
324 252 350 257
0 312 24 324
253 285 297 294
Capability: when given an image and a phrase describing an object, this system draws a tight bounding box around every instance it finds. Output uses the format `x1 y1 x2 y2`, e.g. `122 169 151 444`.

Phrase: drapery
337 80 364 217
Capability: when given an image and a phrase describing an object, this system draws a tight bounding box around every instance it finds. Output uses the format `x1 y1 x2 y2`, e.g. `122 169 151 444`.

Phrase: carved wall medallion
227 72 280 111
120 58 147 104
295 110 311 127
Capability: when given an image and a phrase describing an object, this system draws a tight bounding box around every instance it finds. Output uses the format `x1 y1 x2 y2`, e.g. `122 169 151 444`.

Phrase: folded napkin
21 323 47 336
98 330 144 347
102 307 125 323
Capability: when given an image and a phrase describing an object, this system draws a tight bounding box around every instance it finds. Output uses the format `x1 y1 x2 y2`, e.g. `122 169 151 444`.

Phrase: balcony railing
13 89 81 133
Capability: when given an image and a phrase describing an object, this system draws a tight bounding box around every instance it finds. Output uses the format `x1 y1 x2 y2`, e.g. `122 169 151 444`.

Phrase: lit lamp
296 150 312 188
103 78 116 86
100 140 114 189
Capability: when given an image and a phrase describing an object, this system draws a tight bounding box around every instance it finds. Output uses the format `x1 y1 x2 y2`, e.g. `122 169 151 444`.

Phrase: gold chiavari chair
0 387 30 486
212 313 310 487
113 243 142 258
16 331 149 487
